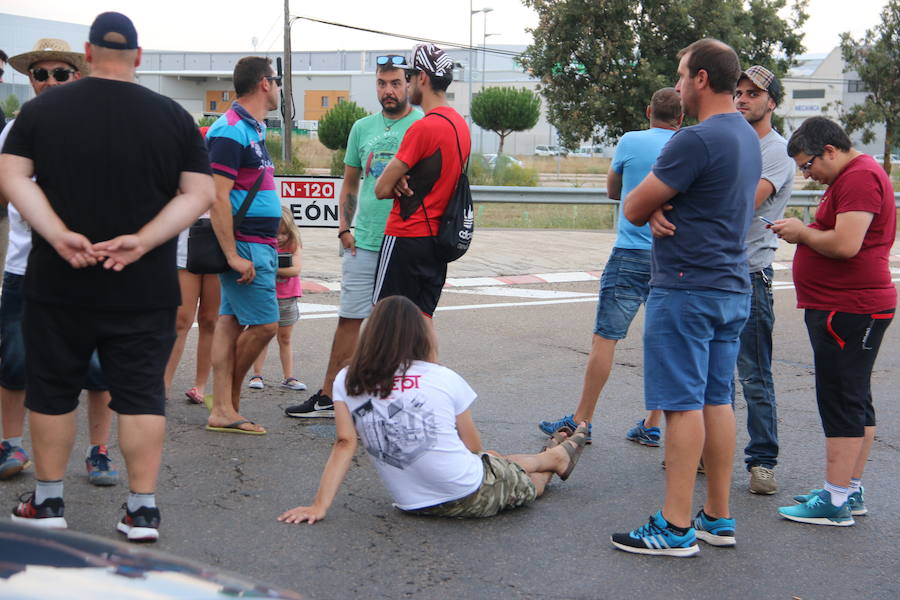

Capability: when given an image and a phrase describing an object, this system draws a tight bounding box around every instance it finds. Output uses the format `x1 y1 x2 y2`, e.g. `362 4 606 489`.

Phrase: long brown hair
345 296 434 398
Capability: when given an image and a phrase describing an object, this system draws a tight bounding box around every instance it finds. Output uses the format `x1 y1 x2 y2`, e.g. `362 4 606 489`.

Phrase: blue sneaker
85 445 119 487
625 419 661 447
693 509 736 547
611 511 699 557
0 441 31 479
779 490 854 526
793 487 866 516
537 415 592 444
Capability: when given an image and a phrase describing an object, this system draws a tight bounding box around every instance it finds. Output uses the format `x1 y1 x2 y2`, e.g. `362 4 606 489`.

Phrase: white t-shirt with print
333 360 483 510
1 121 32 276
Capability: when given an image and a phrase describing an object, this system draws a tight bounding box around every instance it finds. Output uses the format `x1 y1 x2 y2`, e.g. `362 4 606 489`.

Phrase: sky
0 0 891 56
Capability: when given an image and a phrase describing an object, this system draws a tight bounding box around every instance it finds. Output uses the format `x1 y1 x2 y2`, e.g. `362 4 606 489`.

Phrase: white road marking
442 287 595 299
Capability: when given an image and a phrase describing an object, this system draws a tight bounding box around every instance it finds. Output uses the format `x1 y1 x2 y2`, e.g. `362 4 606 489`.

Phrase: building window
210 100 217 111
793 89 825 99
222 91 230 100
847 80 867 93
337 96 345 104
321 96 329 107
446 92 455 100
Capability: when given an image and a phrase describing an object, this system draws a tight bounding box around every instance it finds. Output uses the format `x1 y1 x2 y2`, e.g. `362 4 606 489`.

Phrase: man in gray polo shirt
733 65 795 494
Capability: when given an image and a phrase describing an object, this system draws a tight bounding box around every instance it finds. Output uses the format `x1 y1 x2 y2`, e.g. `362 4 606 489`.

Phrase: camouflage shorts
408 453 537 518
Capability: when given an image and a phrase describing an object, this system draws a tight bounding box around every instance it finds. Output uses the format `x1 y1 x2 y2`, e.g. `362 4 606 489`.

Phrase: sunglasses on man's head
376 55 407 66
30 67 76 82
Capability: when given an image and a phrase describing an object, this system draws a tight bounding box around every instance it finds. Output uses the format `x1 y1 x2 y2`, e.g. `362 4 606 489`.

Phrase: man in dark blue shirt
612 38 761 558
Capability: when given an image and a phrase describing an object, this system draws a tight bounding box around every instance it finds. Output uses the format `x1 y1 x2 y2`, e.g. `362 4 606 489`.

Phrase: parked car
534 145 568 156
483 153 525 168
873 153 899 165
571 145 605 158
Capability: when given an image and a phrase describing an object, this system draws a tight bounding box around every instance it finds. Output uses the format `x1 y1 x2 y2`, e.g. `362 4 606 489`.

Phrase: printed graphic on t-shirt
365 148 396 180
351 375 437 470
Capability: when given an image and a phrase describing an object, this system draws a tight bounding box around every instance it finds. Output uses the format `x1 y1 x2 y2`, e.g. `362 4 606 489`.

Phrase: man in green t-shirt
285 55 421 418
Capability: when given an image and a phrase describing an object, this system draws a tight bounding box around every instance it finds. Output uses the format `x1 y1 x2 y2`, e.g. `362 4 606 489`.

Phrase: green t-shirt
344 109 423 251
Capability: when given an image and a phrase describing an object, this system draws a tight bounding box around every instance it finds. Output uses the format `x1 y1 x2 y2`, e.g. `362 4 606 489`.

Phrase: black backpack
422 111 474 263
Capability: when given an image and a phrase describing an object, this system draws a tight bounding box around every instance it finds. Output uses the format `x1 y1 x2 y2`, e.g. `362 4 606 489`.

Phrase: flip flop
558 423 589 481
205 419 266 435
185 387 204 404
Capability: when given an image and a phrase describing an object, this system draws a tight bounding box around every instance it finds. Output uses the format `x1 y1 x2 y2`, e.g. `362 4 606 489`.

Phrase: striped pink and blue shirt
207 102 281 245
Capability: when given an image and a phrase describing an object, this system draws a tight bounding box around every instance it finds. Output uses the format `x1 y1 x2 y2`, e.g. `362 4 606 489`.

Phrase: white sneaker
247 376 264 390
281 377 307 391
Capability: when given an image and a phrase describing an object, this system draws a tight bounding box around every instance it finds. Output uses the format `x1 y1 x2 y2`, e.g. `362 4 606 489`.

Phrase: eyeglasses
30 67 76 83
264 75 282 87
376 55 406 66
799 155 820 173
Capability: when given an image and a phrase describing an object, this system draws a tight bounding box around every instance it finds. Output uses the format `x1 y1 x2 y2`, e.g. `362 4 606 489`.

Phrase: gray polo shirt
746 129 794 272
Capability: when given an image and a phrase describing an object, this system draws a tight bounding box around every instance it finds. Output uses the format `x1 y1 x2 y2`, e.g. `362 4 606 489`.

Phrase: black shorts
23 301 176 416
804 308 893 437
374 235 447 317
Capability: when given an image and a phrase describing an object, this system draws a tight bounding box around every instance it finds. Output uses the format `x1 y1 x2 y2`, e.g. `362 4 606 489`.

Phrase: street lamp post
282 1 293 164
469 5 492 129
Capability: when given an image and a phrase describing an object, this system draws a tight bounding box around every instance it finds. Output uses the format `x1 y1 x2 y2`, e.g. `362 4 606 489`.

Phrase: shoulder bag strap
232 170 266 228
426 111 467 173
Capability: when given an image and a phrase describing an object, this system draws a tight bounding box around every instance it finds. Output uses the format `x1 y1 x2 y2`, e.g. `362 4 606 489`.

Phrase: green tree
837 0 900 175
317 101 368 151
519 0 808 148
471 86 541 154
1 95 20 118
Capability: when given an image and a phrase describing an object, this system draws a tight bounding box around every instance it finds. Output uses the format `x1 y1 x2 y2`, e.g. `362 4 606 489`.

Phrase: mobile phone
278 253 293 268
758 216 775 226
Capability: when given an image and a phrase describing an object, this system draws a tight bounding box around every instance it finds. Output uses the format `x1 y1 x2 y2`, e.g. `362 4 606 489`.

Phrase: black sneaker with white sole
117 504 160 543
284 390 335 418
11 492 67 529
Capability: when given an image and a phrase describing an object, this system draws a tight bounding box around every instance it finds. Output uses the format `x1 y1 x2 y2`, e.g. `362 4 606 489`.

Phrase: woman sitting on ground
279 295 588 523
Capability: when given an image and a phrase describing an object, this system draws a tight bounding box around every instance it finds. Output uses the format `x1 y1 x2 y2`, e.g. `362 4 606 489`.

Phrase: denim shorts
219 241 279 326
644 287 750 412
0 272 107 391
594 247 651 340
339 248 379 319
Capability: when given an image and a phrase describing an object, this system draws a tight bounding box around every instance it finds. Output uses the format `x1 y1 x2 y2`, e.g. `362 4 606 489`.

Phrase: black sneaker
11 492 67 529
284 390 334 418
116 504 160 543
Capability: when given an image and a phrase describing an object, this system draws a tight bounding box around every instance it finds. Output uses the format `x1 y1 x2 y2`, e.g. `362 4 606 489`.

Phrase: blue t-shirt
207 102 281 243
650 112 761 292
612 127 676 249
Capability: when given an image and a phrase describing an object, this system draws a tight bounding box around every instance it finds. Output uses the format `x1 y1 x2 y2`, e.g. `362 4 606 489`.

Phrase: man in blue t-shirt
612 39 761 558
205 56 283 436
537 88 682 446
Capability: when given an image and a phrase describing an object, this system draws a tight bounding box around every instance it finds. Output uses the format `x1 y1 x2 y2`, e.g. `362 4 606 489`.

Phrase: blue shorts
219 241 279 326
594 247 651 339
0 272 107 391
644 287 750 412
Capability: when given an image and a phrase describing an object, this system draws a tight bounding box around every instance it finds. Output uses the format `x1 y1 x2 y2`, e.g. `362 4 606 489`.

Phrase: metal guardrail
471 186 900 225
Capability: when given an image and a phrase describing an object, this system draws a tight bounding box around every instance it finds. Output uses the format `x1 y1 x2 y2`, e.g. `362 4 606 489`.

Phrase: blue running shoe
793 487 866 516
86 445 120 487
779 490 854 526
693 509 736 547
537 415 592 444
625 419 661 447
0 441 30 480
611 511 699 557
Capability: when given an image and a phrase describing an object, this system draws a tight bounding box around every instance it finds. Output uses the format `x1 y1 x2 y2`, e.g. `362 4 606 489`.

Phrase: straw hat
9 38 87 75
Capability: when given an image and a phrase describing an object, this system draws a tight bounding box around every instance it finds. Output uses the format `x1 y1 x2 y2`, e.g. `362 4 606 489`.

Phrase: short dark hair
0 50 8 62
376 64 405 77
345 296 434 399
650 87 682 123
787 117 853 157
233 56 273 97
677 38 741 95
424 71 452 92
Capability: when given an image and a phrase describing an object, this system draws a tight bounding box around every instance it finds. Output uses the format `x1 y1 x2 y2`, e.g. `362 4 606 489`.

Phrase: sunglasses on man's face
30 67 76 83
376 55 407 66
264 75 282 87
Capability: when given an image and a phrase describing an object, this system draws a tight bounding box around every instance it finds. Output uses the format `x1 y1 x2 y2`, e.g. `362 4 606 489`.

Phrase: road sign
276 175 343 228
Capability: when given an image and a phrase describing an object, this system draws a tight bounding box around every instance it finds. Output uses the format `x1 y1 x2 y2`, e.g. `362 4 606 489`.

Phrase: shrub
318 101 368 150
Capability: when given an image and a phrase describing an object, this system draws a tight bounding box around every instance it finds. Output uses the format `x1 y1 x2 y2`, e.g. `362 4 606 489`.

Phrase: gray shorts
278 296 299 327
405 453 537 518
339 248 379 319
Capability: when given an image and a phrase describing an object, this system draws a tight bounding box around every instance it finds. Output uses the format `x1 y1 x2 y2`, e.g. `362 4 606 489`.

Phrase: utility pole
282 0 293 164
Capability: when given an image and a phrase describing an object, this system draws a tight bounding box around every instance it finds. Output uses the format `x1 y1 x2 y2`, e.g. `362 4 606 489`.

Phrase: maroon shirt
793 154 897 313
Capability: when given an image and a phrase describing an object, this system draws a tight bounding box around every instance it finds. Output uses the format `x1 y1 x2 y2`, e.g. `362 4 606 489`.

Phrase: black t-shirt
2 77 211 310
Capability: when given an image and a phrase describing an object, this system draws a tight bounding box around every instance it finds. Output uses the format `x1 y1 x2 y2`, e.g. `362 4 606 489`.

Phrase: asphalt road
3 266 899 600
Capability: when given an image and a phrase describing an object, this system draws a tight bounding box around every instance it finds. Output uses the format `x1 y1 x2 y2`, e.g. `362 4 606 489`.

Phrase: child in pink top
250 207 305 390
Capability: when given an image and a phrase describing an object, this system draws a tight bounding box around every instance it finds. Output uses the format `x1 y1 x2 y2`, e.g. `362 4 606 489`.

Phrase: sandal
185 387 204 404
541 430 568 452
558 423 589 481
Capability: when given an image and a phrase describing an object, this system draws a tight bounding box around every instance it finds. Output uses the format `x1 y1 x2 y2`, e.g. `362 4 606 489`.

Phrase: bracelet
337 229 351 238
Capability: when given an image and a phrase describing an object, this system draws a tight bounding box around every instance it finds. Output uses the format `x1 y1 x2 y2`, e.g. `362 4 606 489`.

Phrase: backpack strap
426 111 468 173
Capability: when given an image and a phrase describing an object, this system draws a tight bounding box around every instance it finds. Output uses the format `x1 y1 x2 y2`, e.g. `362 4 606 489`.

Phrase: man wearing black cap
373 43 470 320
732 65 795 495
0 12 213 542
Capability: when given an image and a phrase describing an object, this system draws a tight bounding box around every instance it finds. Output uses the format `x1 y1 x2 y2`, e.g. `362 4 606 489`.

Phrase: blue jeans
736 267 778 469
594 248 651 340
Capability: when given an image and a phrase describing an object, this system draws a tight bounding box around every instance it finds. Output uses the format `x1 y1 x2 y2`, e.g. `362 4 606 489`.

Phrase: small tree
838 0 900 175
318 101 368 151
2 95 20 118
471 87 541 154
